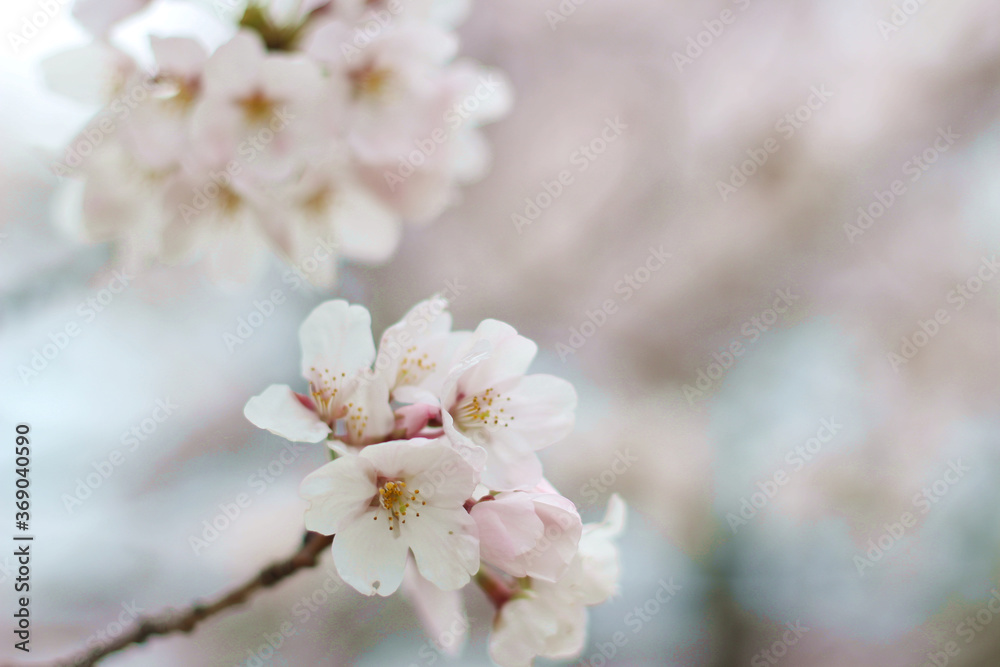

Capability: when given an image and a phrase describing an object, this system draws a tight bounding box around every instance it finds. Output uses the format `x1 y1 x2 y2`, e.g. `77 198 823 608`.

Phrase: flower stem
474 568 515 609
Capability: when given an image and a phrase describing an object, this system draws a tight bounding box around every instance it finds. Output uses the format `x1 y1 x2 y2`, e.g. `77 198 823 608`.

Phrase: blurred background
3 0 1000 665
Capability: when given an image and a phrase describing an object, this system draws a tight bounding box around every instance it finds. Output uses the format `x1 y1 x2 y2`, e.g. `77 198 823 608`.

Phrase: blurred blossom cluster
44 0 511 287
243 296 624 666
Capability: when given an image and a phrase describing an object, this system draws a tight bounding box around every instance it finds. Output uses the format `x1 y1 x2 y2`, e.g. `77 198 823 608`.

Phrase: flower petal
300 456 378 535
244 384 331 443
298 300 376 379
331 508 410 596
404 505 479 591
471 493 543 578
496 374 578 451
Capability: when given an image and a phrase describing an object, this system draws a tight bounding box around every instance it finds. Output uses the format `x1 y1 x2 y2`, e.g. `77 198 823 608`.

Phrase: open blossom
300 437 480 596
488 494 627 667
244 300 394 447
441 319 578 491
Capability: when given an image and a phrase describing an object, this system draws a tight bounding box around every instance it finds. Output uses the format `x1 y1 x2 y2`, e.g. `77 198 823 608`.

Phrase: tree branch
54 531 334 667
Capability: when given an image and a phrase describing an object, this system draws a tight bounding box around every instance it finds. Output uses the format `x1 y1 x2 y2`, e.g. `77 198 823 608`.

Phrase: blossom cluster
47 0 511 287
244 297 626 666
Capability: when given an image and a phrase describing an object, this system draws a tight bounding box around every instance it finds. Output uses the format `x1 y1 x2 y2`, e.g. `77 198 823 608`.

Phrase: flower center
374 479 425 531
308 367 350 423
396 345 437 388
454 387 512 432
350 63 393 100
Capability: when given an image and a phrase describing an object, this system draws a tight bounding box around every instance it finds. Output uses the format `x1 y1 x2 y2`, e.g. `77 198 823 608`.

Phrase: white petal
150 36 208 78
361 438 478 506
342 374 395 445
73 0 152 36
488 596 557 667
456 320 537 397
300 456 378 535
244 385 331 443
497 374 578 451
202 30 264 97
332 508 410 596
335 186 402 264
404 505 479 591
479 443 543 492
298 300 376 378
41 43 135 106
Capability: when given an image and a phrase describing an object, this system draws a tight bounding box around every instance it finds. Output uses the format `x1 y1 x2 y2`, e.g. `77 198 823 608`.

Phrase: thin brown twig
52 531 334 667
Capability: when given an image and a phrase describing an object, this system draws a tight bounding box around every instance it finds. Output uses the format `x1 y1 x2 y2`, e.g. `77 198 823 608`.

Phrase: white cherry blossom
244 300 394 447
441 319 578 491
299 437 480 596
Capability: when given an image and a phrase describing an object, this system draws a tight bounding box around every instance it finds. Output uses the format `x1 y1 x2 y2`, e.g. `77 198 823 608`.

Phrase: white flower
158 170 273 288
188 30 330 184
123 36 208 171
261 161 401 288
300 437 480 596
441 319 577 491
488 494 627 667
470 481 582 582
244 300 394 447
305 20 457 161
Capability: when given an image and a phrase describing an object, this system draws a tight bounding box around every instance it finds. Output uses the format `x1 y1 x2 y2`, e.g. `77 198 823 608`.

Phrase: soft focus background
3 0 1000 665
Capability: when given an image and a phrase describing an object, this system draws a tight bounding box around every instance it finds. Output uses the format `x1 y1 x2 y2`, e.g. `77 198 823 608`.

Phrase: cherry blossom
441 319 578 491
300 437 480 596
244 300 394 447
